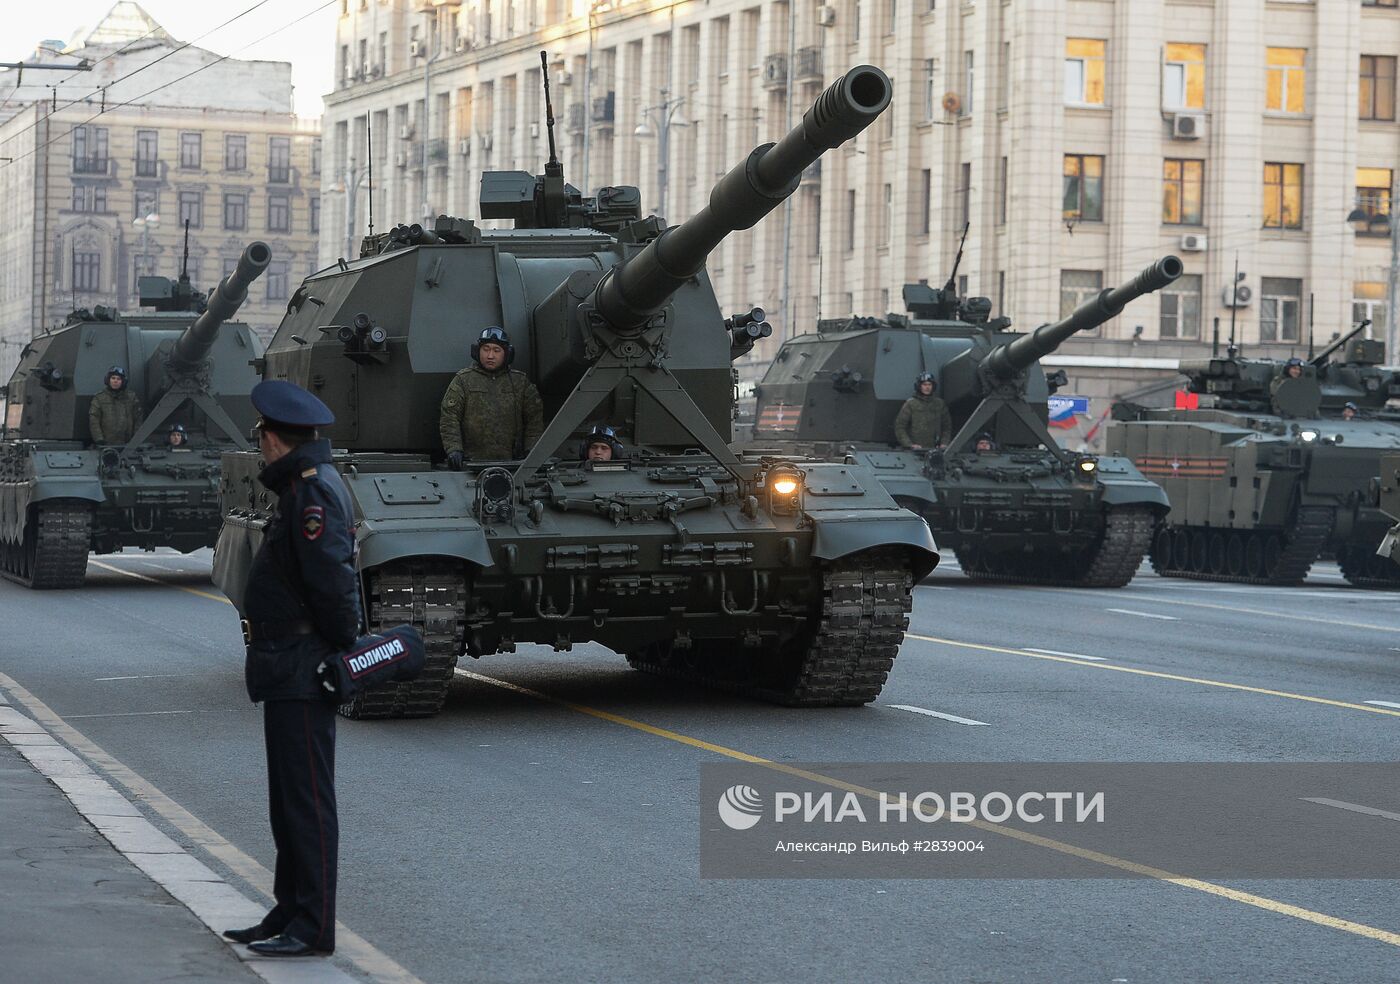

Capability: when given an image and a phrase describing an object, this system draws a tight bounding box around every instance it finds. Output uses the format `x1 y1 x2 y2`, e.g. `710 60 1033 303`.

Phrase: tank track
625 550 913 707
1337 544 1400 589
952 505 1154 588
339 561 466 720
1148 507 1333 586
0 503 92 589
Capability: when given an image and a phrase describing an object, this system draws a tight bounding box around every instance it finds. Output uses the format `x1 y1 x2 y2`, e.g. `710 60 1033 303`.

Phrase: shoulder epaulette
301 467 318 479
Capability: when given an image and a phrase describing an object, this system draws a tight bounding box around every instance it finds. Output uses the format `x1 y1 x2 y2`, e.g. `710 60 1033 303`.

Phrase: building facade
322 0 1400 439
0 4 322 380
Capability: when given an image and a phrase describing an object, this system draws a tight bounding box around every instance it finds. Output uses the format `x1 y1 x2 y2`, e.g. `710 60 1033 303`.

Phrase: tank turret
168 241 271 374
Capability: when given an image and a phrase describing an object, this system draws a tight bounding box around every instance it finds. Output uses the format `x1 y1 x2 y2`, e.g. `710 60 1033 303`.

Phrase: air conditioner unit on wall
1222 282 1254 308
817 5 836 27
394 152 407 167
455 37 467 52
1172 112 1205 140
399 124 413 140
1180 234 1207 252
458 138 471 156
409 39 422 58
480 132 493 151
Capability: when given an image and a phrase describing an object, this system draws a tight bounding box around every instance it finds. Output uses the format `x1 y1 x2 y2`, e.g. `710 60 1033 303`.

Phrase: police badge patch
302 505 325 540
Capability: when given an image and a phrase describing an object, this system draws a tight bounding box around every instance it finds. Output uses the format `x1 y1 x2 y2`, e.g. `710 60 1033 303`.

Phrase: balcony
795 46 822 82
591 92 615 125
71 156 111 175
566 103 586 132
134 158 160 178
427 138 449 165
267 165 291 184
762 53 787 89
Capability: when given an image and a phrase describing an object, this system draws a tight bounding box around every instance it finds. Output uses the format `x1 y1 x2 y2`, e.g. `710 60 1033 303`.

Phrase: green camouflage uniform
894 393 952 448
439 365 545 460
88 388 144 445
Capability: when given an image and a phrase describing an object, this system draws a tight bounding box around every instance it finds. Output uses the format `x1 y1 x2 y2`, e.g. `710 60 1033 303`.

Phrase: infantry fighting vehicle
748 260 1181 586
213 63 937 719
0 242 270 587
1109 325 1400 585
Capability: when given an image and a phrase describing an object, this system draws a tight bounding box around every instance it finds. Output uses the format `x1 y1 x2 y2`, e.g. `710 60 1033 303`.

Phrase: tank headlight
764 467 805 515
1073 455 1098 481
771 476 799 496
1299 429 1319 443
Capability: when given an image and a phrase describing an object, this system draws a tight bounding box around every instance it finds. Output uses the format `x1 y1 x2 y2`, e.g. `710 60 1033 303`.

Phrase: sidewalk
0 696 353 984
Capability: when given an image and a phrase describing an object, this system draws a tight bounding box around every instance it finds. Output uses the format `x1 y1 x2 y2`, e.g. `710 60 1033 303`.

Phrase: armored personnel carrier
748 260 1180 586
213 63 937 719
0 242 269 587
1109 325 1400 586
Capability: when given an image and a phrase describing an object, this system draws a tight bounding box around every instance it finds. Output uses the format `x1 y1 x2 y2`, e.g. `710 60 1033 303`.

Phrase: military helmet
1344 401 1360 412
471 325 515 365
106 365 127 389
915 371 937 392
169 423 187 434
1285 357 1304 368
585 424 622 452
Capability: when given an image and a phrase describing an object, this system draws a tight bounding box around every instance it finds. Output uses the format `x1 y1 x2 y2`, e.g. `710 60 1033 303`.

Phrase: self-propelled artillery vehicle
748 259 1181 586
0 242 270 587
213 63 937 719
1109 325 1400 585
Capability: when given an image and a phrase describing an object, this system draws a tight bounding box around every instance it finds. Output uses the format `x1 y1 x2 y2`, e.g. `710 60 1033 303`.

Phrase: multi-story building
0 4 322 379
322 0 1399 440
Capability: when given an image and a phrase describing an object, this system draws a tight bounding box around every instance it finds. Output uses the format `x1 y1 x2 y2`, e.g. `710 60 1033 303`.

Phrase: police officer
89 365 144 445
439 326 544 467
167 423 189 449
894 371 953 449
583 424 623 463
223 380 359 959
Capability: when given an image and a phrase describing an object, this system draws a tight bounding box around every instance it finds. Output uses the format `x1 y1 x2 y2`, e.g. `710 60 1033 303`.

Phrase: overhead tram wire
1 0 338 171
0 0 276 153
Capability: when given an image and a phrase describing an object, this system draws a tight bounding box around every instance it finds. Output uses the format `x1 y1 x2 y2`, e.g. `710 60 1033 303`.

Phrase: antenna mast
540 50 561 178
366 119 374 239
1228 252 1240 358
180 219 190 281
944 222 970 294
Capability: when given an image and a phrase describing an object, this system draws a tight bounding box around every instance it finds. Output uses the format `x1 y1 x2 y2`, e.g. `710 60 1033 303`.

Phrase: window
715 18 729 74
1163 159 1204 225
1263 163 1304 229
1164 42 1206 110
95 186 107 213
73 250 101 292
999 41 1010 111
267 193 290 233
960 162 972 226
265 260 289 301
72 125 109 173
1063 154 1104 222
1266 48 1307 114
1354 282 1389 340
134 189 158 218
179 132 202 169
311 138 322 175
1061 271 1103 334
178 190 203 229
1363 0 1398 7
71 186 86 211
919 170 931 235
1355 167 1392 232
1159 274 1202 339
268 136 291 183
882 183 893 242
997 156 1008 225
224 134 247 171
1260 278 1302 342
962 51 974 115
309 195 321 234
923 58 938 120
1065 39 1105 106
70 186 105 212
1360 55 1397 121
223 192 247 231
845 189 856 251
135 130 159 177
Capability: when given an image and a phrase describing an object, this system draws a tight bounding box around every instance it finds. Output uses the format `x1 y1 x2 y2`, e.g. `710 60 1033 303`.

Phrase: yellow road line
455 668 1400 949
0 671 424 984
89 559 232 605
906 633 1400 718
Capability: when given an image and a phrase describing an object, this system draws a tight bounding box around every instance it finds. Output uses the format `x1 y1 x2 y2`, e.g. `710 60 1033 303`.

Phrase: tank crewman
1270 357 1305 397
167 423 189 449
438 326 544 467
224 380 359 960
583 424 623 462
894 371 953 449
88 365 144 445
974 433 998 454
1343 401 1360 421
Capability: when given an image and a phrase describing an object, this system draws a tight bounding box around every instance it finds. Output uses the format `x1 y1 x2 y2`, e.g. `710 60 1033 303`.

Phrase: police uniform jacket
243 439 362 703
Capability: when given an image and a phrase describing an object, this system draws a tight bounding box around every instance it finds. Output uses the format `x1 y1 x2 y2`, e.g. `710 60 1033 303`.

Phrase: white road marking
888 704 990 726
1364 700 1400 710
1023 647 1109 662
1302 797 1400 824
1106 608 1179 621
65 709 197 719
94 674 191 682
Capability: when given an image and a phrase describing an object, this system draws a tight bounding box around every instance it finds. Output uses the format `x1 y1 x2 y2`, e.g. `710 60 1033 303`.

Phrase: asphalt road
3 549 1399 983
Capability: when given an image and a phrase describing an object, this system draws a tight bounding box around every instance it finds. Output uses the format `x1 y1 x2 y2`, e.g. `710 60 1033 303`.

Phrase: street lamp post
1347 168 1400 361
341 157 370 260
633 88 688 223
130 212 160 276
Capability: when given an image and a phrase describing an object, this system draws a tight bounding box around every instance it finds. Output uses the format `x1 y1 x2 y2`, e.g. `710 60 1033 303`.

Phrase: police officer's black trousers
262 698 337 951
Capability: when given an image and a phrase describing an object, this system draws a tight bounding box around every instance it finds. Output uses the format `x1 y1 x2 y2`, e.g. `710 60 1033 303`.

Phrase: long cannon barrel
983 256 1184 379
1311 319 1370 367
168 241 272 373
592 65 893 333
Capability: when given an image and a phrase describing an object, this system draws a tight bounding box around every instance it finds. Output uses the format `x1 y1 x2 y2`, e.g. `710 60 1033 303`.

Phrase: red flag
1174 390 1199 410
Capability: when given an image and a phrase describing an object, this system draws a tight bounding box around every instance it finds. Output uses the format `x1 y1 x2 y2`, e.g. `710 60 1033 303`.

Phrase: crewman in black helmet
439 326 544 467
582 424 623 462
88 365 144 445
894 370 952 449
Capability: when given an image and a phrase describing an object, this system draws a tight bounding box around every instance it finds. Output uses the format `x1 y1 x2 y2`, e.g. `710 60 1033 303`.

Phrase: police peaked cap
251 380 335 429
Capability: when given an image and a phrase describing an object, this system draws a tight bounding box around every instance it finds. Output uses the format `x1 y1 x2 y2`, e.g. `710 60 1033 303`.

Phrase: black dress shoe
247 934 329 958
223 925 278 945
